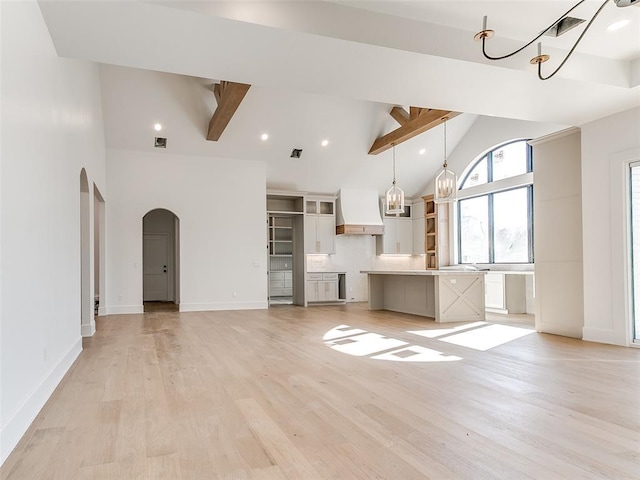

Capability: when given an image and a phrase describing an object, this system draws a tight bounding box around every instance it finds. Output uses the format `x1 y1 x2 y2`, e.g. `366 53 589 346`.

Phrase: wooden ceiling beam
368 108 460 155
207 81 251 141
390 106 410 126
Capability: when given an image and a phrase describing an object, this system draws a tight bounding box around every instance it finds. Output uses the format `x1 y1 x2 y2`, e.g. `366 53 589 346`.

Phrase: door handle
163 265 167 273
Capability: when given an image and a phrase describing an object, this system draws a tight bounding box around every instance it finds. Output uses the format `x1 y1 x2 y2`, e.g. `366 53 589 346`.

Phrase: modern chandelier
385 143 405 214
474 0 638 80
434 118 458 204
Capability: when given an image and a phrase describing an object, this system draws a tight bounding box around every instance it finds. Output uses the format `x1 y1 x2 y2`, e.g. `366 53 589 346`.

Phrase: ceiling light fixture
434 118 457 204
385 144 405 214
261 133 269 141
154 123 162 131
474 0 638 80
419 148 426 155
321 139 329 147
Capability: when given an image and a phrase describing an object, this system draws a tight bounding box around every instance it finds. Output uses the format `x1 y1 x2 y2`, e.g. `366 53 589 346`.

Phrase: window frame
457 140 534 265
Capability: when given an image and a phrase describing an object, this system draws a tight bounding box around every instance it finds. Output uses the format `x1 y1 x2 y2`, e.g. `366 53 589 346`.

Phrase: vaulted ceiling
38 1 639 196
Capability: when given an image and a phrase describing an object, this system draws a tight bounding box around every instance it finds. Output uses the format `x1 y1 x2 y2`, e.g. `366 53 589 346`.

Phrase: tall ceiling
37 0 639 195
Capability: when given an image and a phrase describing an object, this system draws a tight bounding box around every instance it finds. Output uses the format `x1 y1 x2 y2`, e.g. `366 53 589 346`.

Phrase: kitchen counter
361 269 486 323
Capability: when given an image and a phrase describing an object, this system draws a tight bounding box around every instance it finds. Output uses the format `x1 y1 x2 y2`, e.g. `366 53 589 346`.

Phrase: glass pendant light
434 118 458 204
385 143 405 214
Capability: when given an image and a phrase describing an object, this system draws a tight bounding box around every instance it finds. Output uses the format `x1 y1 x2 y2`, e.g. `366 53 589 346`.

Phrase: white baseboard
81 321 95 337
179 301 268 312
536 321 582 339
97 307 108 316
582 326 624 346
107 305 144 315
0 338 82 466
486 307 509 315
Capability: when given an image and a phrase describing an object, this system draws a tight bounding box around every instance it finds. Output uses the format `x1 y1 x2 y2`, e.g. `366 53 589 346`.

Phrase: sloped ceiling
38 1 639 195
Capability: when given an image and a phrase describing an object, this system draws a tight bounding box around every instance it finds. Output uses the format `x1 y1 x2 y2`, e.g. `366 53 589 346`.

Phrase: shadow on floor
144 301 179 313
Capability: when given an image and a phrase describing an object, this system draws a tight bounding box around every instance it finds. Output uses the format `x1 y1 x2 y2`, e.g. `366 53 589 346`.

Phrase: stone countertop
307 270 347 274
360 270 487 276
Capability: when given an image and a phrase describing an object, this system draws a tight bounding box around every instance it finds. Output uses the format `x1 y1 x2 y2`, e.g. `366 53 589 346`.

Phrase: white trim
582 326 620 346
527 127 581 146
97 306 108 316
81 322 96 337
179 301 268 312
107 305 144 315
621 149 640 345
458 172 533 200
0 338 82 466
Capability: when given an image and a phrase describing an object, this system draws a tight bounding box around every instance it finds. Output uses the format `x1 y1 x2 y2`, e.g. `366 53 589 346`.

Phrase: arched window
457 140 533 264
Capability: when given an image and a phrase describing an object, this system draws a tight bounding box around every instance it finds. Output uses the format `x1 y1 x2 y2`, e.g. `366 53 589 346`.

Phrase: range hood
335 188 385 235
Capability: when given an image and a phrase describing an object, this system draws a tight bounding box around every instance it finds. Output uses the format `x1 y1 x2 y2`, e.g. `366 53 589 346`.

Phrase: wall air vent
154 137 167 148
543 16 585 37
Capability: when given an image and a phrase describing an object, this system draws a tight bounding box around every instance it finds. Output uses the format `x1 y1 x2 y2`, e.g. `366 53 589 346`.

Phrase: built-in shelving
423 194 449 269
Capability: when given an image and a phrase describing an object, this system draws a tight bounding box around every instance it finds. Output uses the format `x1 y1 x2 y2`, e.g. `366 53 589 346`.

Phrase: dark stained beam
207 81 251 141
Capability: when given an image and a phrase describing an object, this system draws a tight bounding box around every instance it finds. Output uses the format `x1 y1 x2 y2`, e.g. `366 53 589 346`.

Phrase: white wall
530 128 584 338
581 107 640 346
106 149 267 313
0 1 106 464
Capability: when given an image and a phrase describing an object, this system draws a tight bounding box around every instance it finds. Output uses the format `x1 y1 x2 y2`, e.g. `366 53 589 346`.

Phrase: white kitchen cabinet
304 196 336 254
306 272 340 303
269 270 293 297
412 199 425 255
377 202 413 254
485 272 527 314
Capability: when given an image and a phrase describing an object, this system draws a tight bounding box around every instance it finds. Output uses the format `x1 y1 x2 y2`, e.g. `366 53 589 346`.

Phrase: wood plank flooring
2 304 639 479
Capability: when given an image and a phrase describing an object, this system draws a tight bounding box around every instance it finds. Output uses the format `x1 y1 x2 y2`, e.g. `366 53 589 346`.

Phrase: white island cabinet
361 270 486 323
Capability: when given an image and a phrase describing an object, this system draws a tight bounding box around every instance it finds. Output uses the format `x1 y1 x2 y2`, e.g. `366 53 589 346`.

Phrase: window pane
493 188 529 263
492 141 528 181
459 196 489 263
461 157 488 189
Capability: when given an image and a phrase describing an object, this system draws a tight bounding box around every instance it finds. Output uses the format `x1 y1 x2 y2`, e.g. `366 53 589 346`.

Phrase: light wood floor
2 304 639 479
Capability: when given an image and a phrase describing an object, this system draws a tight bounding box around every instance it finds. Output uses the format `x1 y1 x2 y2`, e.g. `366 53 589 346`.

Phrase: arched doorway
80 168 94 336
142 209 180 311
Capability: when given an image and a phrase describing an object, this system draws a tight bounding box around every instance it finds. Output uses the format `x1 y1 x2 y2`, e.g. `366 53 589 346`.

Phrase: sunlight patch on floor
323 324 366 341
326 333 407 357
323 325 463 362
371 345 462 362
408 321 487 339
439 324 535 351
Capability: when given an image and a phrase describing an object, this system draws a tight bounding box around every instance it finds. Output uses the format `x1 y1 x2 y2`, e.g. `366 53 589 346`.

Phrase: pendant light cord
480 0 588 61
392 144 397 186
537 0 610 80
442 119 448 169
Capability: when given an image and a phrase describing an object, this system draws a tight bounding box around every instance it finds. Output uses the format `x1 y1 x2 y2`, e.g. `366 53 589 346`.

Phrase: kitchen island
361 270 487 323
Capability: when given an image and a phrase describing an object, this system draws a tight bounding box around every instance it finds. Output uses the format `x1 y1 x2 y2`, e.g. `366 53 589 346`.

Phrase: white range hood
335 188 385 235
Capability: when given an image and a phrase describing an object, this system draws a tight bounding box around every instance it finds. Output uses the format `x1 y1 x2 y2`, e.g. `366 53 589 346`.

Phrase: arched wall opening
93 185 106 317
80 168 94 336
142 209 180 310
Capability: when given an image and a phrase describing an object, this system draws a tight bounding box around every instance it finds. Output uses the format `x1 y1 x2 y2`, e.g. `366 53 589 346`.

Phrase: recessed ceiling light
154 123 162 131
321 139 329 147
419 148 426 155
261 133 269 141
606 19 630 32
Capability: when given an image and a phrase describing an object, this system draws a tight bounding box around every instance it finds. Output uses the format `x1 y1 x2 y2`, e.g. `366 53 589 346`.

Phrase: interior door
143 233 169 301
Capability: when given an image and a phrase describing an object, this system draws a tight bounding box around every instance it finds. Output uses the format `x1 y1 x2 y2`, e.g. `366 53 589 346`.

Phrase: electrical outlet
118 295 123 301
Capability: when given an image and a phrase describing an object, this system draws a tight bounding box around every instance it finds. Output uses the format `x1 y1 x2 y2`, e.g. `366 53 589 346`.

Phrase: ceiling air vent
290 148 303 158
154 137 167 148
543 16 585 37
